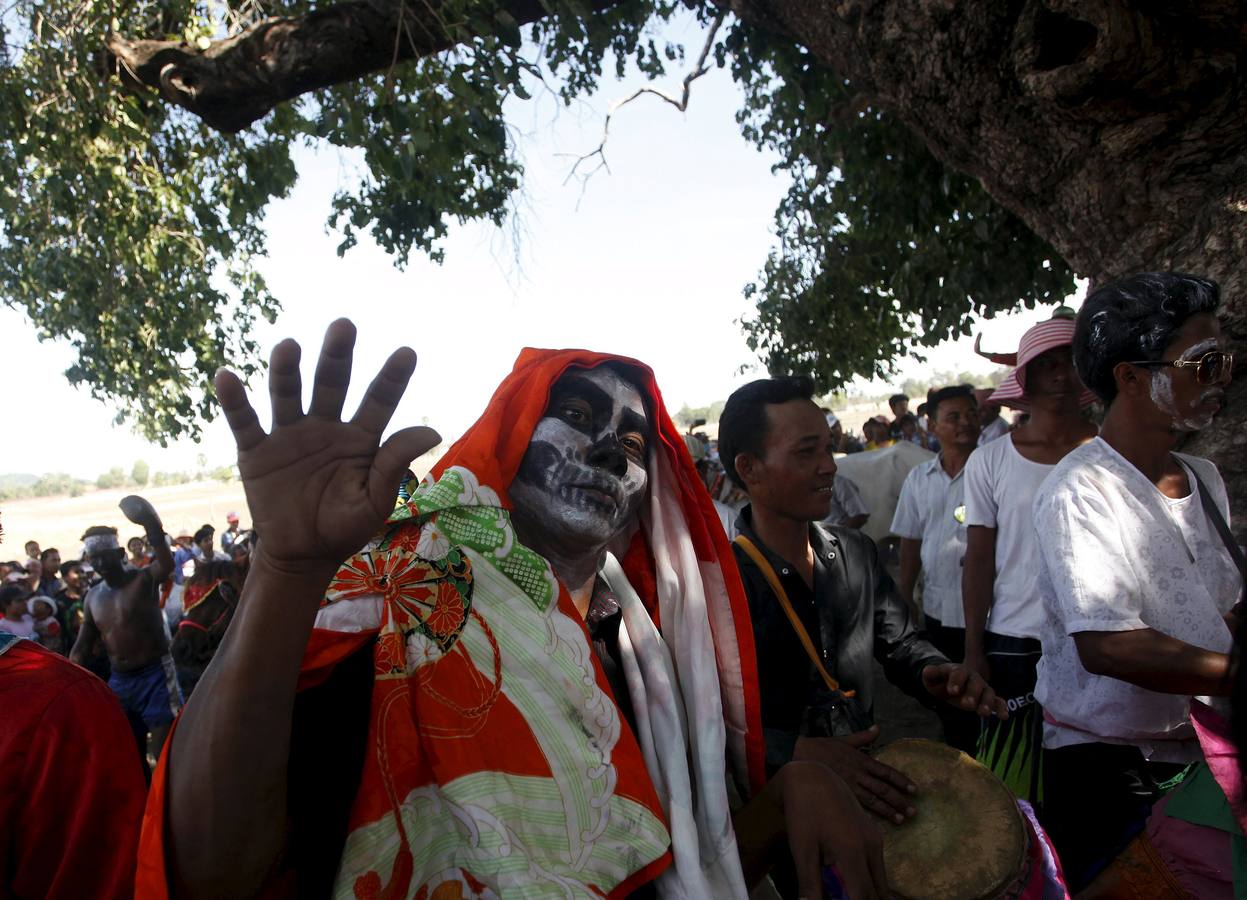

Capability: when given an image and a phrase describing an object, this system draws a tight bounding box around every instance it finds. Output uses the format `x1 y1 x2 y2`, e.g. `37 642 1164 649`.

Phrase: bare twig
560 11 726 202
383 0 407 95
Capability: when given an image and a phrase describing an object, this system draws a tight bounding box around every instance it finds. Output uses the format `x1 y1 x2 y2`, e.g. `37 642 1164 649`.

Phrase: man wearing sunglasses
1031 272 1239 891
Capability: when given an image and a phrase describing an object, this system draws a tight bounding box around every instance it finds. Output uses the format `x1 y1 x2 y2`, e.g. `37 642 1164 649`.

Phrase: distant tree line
675 401 727 428
842 368 1009 410
0 473 92 501
0 460 237 500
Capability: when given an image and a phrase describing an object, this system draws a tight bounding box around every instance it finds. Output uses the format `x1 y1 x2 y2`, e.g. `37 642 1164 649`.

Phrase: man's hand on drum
777 760 888 900
921 662 1010 720
793 726 917 824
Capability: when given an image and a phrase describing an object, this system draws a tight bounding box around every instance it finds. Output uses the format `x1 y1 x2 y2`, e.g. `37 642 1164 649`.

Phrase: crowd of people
0 514 254 762
2 271 1243 900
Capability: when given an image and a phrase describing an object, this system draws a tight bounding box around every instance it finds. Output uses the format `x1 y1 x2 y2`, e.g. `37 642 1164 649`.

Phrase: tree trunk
728 0 1247 539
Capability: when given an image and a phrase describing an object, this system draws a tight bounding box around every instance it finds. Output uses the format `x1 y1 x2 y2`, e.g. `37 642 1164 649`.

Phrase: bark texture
107 0 1247 533
727 0 1247 538
106 0 618 132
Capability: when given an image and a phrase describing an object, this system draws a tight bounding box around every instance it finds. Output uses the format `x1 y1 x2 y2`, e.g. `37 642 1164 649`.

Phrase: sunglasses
1128 350 1234 386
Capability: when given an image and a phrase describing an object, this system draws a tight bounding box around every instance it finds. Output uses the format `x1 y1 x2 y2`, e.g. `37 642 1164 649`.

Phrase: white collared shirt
1034 438 1239 761
891 455 969 627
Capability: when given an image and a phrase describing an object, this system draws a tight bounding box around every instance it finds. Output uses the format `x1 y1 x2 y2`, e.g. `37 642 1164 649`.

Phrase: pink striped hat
988 314 1098 411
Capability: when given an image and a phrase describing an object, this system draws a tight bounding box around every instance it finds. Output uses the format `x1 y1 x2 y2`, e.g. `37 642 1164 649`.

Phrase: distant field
2 448 446 558
2 481 250 557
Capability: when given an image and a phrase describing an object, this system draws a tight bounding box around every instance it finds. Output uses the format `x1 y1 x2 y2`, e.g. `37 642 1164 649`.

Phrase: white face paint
1149 337 1226 432
509 367 650 551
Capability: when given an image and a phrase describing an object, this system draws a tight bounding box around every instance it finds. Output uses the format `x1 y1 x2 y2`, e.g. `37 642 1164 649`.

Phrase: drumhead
871 739 1027 900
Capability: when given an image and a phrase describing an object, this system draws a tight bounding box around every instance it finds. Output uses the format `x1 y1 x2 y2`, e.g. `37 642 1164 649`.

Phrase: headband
82 533 121 555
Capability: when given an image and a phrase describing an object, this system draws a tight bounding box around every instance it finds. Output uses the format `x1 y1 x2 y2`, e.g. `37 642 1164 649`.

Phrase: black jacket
732 506 946 772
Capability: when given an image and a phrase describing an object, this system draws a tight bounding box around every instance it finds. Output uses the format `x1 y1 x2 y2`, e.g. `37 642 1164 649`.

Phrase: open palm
215 319 440 569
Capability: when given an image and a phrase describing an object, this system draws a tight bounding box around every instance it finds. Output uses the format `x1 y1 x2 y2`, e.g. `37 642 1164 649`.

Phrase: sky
0 13 1082 479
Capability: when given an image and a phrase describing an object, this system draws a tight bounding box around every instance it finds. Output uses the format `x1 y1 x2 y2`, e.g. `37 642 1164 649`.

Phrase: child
0 585 35 638
30 594 65 653
898 412 934 449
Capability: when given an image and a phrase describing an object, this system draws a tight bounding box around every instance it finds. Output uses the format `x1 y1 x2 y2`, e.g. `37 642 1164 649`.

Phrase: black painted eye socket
560 402 591 425
620 435 647 458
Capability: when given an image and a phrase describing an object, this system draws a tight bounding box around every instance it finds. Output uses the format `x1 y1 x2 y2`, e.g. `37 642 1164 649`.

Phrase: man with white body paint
70 498 179 762
1032 273 1241 890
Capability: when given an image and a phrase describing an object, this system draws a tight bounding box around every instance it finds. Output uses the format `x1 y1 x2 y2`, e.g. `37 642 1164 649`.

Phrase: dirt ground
874 555 944 746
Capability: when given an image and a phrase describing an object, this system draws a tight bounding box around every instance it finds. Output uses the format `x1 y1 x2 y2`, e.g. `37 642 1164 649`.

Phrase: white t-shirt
890 456 969 627
962 433 1056 639
1034 439 1239 762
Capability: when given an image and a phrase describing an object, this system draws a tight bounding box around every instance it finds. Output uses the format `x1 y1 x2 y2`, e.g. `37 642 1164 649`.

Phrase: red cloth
0 640 146 899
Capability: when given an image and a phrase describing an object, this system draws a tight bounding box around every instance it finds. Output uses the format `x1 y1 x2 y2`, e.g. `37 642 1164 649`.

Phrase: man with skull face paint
137 321 888 900
1032 273 1240 890
508 367 651 617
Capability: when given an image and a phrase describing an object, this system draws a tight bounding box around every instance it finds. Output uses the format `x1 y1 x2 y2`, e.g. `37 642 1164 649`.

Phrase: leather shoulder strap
733 534 853 697
1189 467 1247 594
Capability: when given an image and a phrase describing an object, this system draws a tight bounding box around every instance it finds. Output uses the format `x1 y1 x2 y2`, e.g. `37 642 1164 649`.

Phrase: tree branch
104 0 623 132
560 11 726 195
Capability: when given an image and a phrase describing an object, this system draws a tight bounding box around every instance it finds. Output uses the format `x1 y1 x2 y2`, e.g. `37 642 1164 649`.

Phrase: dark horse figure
170 558 245 698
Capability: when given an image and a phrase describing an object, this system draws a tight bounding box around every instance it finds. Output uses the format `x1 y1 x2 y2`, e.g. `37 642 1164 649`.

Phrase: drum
871 739 1029 900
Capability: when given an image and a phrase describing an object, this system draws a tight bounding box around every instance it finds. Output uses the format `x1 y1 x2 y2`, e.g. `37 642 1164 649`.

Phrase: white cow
834 442 935 544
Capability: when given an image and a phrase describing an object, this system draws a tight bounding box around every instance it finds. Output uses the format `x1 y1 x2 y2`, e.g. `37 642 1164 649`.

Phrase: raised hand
119 494 161 528
214 319 440 574
121 494 173 582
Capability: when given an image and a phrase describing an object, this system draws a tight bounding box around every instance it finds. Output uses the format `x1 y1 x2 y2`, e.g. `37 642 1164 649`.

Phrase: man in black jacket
721 377 1007 825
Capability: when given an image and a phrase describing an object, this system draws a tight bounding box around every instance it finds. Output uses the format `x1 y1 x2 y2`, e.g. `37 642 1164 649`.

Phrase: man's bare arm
146 527 175 586
120 496 174 585
1074 630 1232 697
897 537 921 611
961 525 997 679
168 556 337 897
164 321 439 899
68 596 98 668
